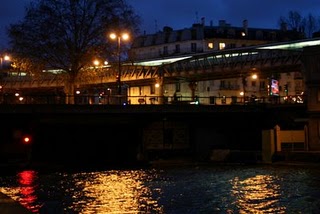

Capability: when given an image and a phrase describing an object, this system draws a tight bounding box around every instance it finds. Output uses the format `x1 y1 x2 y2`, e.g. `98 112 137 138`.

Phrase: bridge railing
0 94 306 105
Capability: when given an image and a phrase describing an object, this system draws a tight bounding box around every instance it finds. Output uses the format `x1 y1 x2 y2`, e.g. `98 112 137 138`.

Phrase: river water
0 164 320 213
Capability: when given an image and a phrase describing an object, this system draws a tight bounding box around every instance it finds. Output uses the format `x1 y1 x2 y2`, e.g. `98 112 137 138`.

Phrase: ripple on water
0 165 319 213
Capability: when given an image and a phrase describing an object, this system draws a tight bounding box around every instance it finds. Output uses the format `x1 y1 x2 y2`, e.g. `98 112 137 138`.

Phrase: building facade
126 20 305 105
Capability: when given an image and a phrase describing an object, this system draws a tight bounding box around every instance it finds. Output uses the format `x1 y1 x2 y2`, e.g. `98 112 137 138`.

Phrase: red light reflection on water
17 170 40 213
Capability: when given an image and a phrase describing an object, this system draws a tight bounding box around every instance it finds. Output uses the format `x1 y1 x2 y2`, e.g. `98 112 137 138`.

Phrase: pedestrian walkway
0 192 32 214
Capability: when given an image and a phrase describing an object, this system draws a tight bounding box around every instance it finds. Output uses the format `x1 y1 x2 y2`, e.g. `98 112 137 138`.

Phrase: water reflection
17 170 39 212
0 170 40 213
69 170 162 213
231 174 285 213
0 165 319 213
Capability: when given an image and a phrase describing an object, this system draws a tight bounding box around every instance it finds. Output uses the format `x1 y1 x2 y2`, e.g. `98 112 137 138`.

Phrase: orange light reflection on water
231 174 286 214
70 170 162 213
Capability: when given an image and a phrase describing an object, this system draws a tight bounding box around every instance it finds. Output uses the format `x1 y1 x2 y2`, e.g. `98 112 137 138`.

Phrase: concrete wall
302 45 320 151
262 125 307 163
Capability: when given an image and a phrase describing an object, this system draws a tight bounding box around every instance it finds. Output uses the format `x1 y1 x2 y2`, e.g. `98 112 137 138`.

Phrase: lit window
219 43 225 50
208 42 214 49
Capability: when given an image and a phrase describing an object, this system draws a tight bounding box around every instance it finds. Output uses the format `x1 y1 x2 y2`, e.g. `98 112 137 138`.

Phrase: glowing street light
93 59 100 67
0 54 10 69
109 32 129 101
242 73 259 104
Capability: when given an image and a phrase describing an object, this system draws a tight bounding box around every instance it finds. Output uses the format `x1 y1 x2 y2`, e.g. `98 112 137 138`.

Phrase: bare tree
278 10 304 32
288 11 303 31
7 0 141 104
278 10 320 38
303 13 318 38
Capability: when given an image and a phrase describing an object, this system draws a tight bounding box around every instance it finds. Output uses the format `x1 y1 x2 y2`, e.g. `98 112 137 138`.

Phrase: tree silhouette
7 0 140 104
278 10 319 38
303 13 318 38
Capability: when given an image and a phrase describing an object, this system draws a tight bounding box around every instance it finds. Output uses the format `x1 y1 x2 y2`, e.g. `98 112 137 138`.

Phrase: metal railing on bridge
0 93 306 106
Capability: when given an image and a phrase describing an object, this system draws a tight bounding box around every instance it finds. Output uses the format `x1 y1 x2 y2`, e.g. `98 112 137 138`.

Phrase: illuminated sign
270 79 279 96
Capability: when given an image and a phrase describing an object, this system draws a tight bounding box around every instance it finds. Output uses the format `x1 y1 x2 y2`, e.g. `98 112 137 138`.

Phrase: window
175 82 181 92
227 81 231 89
219 43 225 50
150 84 155 94
208 42 214 49
175 44 180 53
227 43 236 49
163 46 168 56
209 96 215 104
191 43 197 52
252 81 256 87
220 80 225 88
256 31 263 40
260 81 266 90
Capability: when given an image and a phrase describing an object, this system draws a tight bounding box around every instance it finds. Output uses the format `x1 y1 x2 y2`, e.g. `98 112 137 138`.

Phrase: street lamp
93 59 100 67
109 32 129 101
0 54 10 69
241 73 258 104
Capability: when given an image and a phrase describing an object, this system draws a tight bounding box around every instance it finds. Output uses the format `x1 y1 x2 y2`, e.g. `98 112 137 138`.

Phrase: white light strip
130 56 193 66
257 39 320 50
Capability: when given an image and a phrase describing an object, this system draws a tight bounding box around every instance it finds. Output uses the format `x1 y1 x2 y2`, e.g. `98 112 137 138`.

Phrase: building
129 19 304 61
126 19 306 105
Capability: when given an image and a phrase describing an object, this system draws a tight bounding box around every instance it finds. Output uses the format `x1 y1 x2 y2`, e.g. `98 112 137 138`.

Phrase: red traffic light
22 136 32 145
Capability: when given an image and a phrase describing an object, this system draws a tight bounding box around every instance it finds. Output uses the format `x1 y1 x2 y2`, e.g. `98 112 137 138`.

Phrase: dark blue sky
1 0 320 48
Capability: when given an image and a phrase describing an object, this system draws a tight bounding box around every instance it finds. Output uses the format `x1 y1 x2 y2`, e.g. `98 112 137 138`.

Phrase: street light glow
0 54 11 69
109 31 130 104
251 74 258 79
121 33 129 40
93 59 100 66
110 33 117 40
3 55 10 61
109 33 129 41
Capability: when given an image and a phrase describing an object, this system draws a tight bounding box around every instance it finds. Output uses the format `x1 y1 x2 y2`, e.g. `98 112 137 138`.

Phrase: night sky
1 0 320 48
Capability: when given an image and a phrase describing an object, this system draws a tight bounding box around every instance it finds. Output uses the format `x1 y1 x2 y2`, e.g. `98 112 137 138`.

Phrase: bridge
1 38 320 166
0 100 308 165
1 38 318 92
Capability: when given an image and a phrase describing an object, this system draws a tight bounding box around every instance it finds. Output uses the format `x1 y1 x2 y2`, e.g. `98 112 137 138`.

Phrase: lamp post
241 75 246 104
109 32 129 103
0 54 10 69
241 73 258 104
